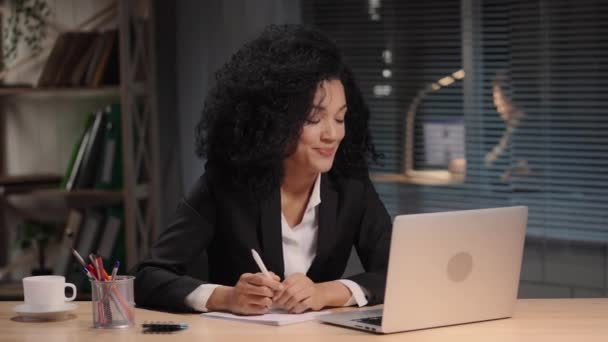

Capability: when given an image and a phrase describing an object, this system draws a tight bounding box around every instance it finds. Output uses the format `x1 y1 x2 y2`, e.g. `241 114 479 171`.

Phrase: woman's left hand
273 273 326 314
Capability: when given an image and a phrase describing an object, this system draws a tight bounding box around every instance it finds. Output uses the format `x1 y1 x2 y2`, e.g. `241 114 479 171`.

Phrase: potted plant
1 0 51 74
14 220 61 275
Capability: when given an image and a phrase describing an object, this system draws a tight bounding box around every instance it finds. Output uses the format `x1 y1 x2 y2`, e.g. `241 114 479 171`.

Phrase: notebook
202 309 329 326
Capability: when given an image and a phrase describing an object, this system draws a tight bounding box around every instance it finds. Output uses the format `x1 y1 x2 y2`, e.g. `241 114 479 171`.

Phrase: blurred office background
1 0 606 299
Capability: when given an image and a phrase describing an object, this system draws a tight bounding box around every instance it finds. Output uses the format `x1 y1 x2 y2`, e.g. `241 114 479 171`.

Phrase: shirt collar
305 174 322 212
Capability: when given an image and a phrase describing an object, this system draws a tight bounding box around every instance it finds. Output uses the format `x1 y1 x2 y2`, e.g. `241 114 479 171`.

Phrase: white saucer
13 303 77 320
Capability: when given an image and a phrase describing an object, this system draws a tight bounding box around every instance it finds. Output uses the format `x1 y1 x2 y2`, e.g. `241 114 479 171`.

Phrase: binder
53 210 84 276
74 110 106 189
62 113 95 191
96 207 123 261
96 104 123 190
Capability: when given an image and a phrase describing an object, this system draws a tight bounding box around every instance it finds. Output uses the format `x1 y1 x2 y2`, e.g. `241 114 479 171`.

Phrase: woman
134 24 392 315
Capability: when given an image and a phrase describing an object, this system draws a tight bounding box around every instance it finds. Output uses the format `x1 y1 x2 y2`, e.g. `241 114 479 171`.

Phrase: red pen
86 264 99 280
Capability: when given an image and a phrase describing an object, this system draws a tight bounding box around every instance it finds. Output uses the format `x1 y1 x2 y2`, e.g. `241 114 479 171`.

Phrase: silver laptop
321 206 528 334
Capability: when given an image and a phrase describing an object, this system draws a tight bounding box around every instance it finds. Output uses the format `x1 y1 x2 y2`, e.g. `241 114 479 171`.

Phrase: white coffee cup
22 275 77 309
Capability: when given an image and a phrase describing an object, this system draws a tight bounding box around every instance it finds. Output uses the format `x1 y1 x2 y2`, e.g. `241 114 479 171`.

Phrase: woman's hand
207 272 282 315
273 273 326 314
273 274 355 314
229 272 282 315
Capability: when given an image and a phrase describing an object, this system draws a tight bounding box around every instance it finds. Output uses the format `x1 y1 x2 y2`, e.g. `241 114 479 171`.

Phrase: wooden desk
2 299 608 341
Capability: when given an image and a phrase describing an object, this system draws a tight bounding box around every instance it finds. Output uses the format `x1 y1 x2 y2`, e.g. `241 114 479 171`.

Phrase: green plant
1 0 51 70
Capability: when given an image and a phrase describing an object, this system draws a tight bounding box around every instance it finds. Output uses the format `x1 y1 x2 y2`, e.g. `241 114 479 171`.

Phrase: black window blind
303 0 608 243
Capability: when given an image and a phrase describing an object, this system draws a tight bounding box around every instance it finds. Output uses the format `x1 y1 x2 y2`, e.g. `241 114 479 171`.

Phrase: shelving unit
0 86 120 97
0 0 160 297
118 0 161 269
11 189 123 208
0 174 62 194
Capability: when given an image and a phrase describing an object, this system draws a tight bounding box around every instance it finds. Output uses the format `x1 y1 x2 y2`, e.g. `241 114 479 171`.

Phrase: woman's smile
314 147 337 158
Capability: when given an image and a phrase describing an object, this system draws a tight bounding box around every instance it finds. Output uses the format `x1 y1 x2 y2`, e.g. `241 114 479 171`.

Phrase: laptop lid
381 206 527 333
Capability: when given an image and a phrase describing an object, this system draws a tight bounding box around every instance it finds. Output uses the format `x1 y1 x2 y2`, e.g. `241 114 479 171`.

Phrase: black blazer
134 169 392 312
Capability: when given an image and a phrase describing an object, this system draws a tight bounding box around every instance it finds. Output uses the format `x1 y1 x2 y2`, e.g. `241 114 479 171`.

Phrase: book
74 210 104 263
53 32 98 86
96 104 122 190
202 309 330 326
65 209 104 288
53 210 84 276
73 109 107 189
92 105 124 275
37 33 71 87
84 31 109 86
63 113 95 190
96 207 122 260
101 31 120 85
90 30 118 87
69 32 102 86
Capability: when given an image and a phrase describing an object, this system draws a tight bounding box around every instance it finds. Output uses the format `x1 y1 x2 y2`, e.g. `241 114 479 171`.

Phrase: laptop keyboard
353 316 383 326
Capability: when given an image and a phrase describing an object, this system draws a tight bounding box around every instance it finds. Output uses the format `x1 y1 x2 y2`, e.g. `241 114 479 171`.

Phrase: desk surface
2 299 608 342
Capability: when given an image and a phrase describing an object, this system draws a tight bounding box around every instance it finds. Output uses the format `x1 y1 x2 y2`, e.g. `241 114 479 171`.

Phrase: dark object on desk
142 321 188 333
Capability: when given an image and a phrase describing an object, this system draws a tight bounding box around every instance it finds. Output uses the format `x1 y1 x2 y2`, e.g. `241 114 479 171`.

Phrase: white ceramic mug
22 275 77 309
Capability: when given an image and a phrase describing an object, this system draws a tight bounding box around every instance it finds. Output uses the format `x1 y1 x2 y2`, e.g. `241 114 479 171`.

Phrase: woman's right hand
208 272 282 315
229 272 282 315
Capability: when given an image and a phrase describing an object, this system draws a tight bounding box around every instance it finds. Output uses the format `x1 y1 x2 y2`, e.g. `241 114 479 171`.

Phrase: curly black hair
195 24 380 193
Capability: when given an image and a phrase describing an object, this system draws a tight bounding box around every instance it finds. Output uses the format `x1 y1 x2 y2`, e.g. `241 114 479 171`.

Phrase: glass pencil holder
90 275 136 328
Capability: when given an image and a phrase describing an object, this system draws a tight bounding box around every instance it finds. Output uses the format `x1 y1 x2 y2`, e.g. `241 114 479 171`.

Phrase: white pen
251 249 272 279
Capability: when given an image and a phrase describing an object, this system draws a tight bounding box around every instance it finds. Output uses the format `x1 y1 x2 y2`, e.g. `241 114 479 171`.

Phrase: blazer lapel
258 187 285 278
307 173 337 280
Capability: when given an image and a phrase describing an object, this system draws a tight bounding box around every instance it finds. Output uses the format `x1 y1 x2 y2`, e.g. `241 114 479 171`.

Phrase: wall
154 0 181 229
175 0 301 192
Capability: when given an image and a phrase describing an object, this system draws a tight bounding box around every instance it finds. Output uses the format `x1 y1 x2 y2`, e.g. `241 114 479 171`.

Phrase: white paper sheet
202 309 330 326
